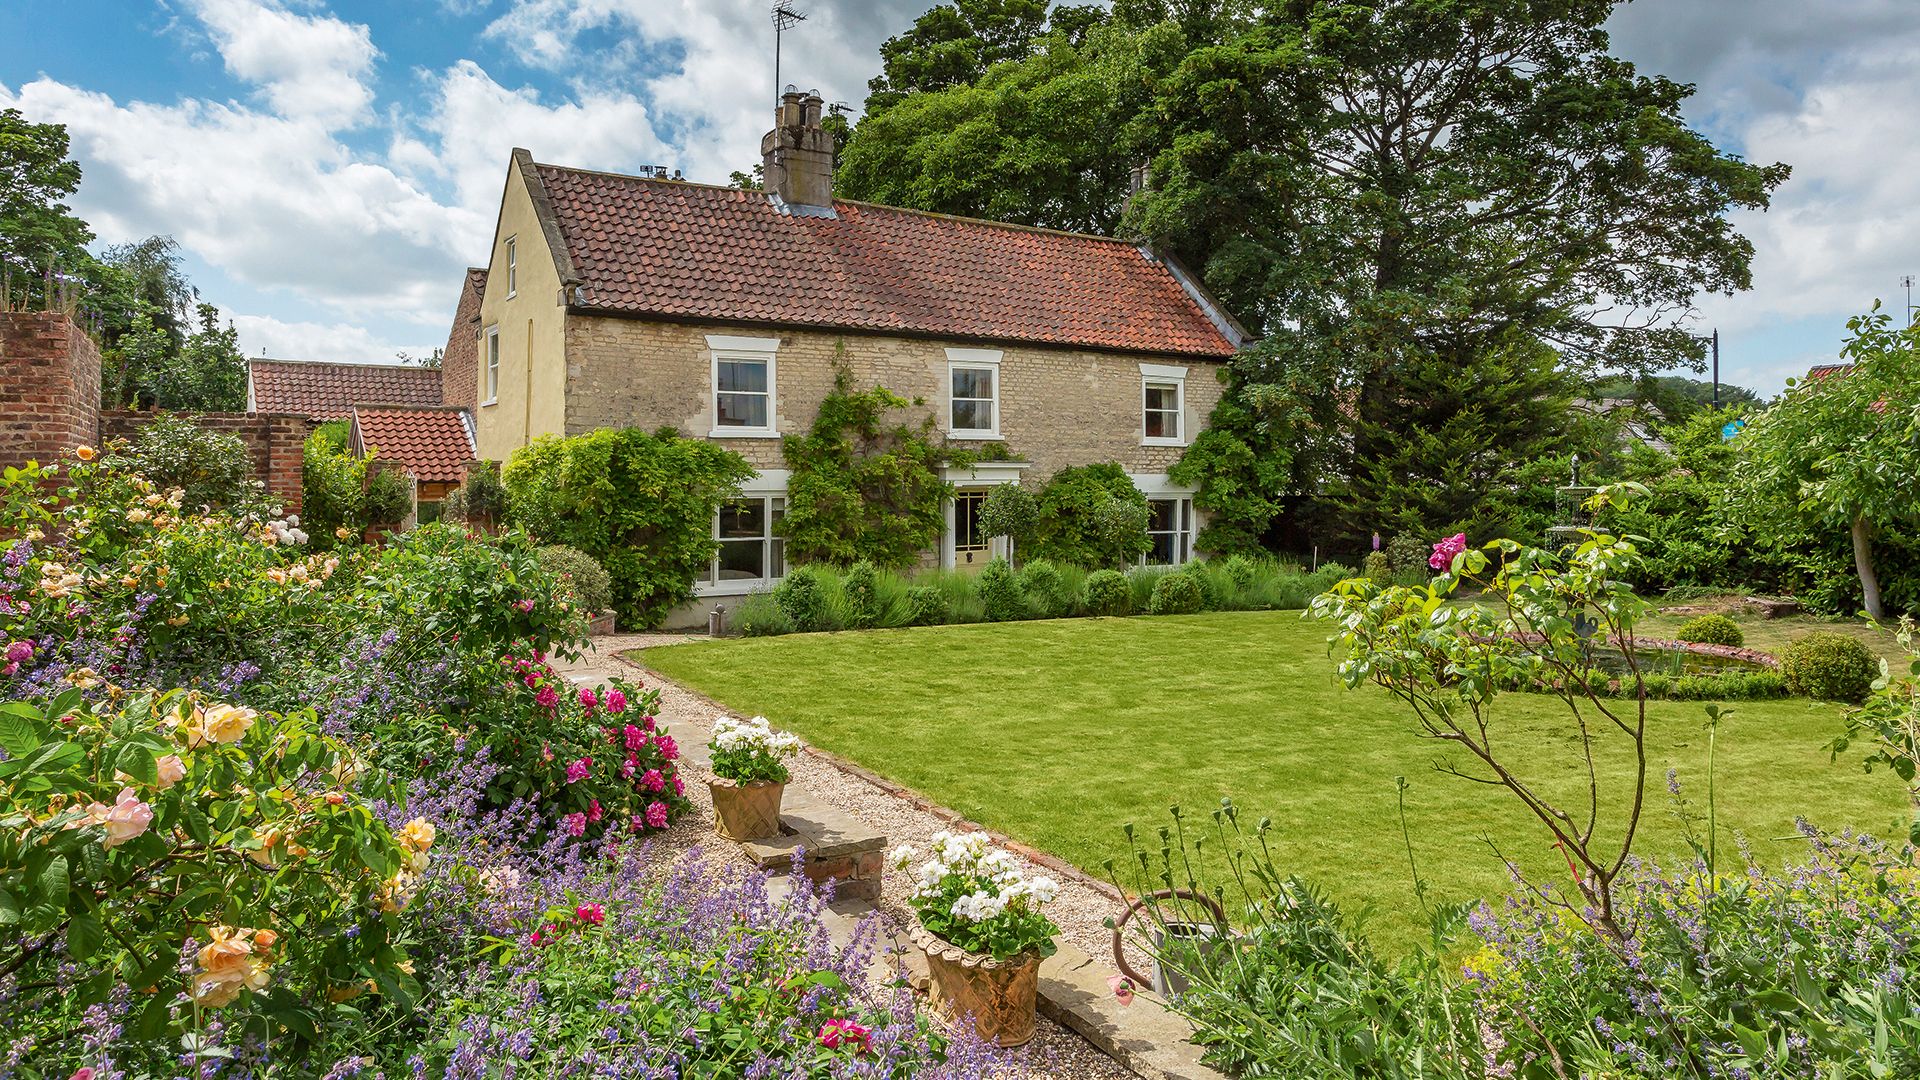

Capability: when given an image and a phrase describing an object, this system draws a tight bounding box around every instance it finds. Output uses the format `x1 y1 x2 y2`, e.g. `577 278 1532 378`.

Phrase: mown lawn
637 612 1904 949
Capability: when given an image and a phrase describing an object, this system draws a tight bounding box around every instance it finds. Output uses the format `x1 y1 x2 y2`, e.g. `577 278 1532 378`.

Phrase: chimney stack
762 86 835 211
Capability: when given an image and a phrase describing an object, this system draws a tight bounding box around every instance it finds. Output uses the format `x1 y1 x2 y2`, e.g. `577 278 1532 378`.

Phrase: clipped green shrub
905 585 949 627
1385 534 1429 575
1149 570 1206 615
1676 614 1745 648
504 427 752 628
1084 568 1131 616
1781 632 1881 703
733 591 793 636
1017 559 1074 618
774 565 835 633
537 544 613 614
446 463 510 526
363 464 414 527
1363 551 1393 584
842 560 881 629
978 558 1025 622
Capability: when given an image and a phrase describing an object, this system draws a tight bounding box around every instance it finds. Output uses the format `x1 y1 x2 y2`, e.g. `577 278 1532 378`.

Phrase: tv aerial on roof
772 3 806 108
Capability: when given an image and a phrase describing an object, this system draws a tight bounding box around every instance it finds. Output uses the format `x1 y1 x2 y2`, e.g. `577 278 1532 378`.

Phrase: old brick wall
561 316 1228 481
0 311 104 470
100 411 311 513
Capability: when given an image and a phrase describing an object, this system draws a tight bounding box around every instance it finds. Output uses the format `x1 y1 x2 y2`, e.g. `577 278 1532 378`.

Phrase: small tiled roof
350 406 475 484
1807 362 1852 380
528 160 1243 358
249 359 444 421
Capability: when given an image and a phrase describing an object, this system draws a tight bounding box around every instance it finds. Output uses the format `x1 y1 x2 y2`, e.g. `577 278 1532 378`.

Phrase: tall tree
1733 305 1920 621
156 303 248 412
0 108 93 306
864 0 1077 117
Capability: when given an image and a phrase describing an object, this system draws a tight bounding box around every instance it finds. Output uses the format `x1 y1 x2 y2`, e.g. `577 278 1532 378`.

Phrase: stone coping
737 793 886 867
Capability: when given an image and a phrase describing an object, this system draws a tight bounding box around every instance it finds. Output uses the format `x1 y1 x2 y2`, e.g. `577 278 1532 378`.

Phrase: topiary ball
904 585 948 627
1676 614 1744 648
1781 632 1880 704
1084 569 1131 617
978 558 1026 622
1148 571 1205 616
537 544 613 614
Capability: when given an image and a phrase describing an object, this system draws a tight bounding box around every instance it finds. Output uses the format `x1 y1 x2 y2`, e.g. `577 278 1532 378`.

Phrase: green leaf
0 889 20 925
37 852 70 906
67 911 104 959
117 744 160 786
0 704 41 757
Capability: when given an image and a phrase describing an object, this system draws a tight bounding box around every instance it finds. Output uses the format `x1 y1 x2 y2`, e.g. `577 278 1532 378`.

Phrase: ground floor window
1145 496 1194 566
705 496 785 587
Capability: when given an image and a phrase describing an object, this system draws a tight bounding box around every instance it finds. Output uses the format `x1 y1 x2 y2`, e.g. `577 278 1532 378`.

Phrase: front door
950 487 999 571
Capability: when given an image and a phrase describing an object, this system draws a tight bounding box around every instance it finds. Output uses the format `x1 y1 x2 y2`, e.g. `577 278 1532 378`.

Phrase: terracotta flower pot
912 924 1041 1047
708 776 784 841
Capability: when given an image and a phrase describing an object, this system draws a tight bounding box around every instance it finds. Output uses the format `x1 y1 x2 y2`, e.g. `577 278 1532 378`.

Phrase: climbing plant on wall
779 353 958 569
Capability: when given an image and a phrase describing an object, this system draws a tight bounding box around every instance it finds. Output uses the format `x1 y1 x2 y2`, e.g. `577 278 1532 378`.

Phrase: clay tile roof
1807 362 1852 380
249 359 444 421
350 406 476 484
530 163 1243 358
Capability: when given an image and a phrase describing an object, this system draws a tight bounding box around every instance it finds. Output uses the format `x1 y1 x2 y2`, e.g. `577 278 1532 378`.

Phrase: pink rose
563 812 587 837
578 688 598 712
565 757 591 784
155 754 186 789
640 768 664 793
818 1018 872 1053
69 1070 96 1080
575 902 604 926
622 724 646 752
5 640 31 663
629 813 647 834
644 801 668 829
606 689 627 714
587 798 603 823
514 598 535 613
671 772 684 796
656 735 678 761
535 686 560 711
100 788 152 849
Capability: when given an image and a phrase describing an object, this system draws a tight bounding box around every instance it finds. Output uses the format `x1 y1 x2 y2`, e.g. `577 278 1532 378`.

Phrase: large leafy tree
0 108 93 305
863 0 1103 117
1733 305 1920 622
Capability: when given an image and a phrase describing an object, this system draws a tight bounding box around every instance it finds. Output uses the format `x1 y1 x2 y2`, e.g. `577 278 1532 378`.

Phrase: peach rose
201 704 257 745
192 926 272 1008
398 818 435 852
100 788 152 849
155 754 186 789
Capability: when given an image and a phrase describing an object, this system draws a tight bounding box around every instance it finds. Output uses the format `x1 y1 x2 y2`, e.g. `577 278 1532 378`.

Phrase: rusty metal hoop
1110 888 1228 989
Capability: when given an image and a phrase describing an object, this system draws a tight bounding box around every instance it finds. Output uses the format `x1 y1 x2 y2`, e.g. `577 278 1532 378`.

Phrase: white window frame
504 236 517 298
482 325 500 406
1140 362 1188 447
697 471 790 596
707 335 780 438
946 348 1003 440
1143 495 1196 567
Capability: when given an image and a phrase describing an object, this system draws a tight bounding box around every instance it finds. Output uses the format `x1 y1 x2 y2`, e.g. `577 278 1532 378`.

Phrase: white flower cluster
891 831 1060 924
711 715 802 757
265 514 308 547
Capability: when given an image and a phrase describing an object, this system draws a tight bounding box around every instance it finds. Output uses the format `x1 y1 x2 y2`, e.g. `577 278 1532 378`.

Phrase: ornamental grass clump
892 831 1060 961
710 714 803 784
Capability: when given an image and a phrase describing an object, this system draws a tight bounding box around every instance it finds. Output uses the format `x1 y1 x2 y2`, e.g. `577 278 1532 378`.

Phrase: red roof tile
350 406 475 484
249 360 444 421
531 164 1241 358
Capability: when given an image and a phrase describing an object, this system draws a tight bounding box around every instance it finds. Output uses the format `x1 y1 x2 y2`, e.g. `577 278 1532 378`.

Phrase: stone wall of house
560 316 1228 481
0 311 104 471
100 411 311 513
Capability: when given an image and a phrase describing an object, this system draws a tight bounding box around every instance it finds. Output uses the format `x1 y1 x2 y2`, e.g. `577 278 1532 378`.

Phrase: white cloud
229 312 439 365
182 0 380 129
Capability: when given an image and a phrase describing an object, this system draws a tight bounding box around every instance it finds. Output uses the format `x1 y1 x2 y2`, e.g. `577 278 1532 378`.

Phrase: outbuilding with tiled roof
248 359 444 422
348 405 477 510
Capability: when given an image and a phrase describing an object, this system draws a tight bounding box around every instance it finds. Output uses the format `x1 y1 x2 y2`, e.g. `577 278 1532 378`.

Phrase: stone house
442 89 1246 605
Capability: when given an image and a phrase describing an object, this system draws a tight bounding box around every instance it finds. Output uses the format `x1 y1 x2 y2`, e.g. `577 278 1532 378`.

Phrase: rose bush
0 690 417 1071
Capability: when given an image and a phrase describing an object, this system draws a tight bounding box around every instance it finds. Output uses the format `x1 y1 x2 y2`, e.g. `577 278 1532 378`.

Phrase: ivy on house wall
779 352 966 569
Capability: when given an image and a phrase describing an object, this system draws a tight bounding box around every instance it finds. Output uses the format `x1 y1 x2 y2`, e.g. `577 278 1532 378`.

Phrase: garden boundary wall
0 311 309 512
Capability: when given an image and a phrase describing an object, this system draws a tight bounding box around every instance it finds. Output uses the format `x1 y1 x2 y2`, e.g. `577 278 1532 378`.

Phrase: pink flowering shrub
469 652 691 838
1428 532 1468 571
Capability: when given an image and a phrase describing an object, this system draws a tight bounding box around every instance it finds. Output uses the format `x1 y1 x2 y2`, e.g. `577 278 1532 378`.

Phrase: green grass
636 612 1904 949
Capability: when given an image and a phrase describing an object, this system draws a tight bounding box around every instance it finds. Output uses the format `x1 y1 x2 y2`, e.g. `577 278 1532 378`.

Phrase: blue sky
4 0 1913 395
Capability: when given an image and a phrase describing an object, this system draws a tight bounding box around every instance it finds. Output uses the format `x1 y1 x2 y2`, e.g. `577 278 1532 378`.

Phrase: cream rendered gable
472 153 570 462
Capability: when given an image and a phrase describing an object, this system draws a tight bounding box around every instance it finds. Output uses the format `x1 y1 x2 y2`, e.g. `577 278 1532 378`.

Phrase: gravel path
571 632 1138 1080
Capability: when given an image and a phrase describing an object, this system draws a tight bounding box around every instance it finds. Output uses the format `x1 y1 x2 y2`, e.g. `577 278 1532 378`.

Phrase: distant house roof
1807 362 1852 380
522 154 1246 359
349 406 476 485
248 359 444 421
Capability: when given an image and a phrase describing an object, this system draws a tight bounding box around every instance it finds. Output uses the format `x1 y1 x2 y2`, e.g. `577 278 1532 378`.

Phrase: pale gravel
565 632 1138 1080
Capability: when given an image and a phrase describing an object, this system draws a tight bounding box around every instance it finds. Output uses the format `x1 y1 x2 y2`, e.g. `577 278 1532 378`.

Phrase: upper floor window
483 326 500 404
947 348 1002 439
504 236 517 298
1140 363 1188 446
707 335 780 437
